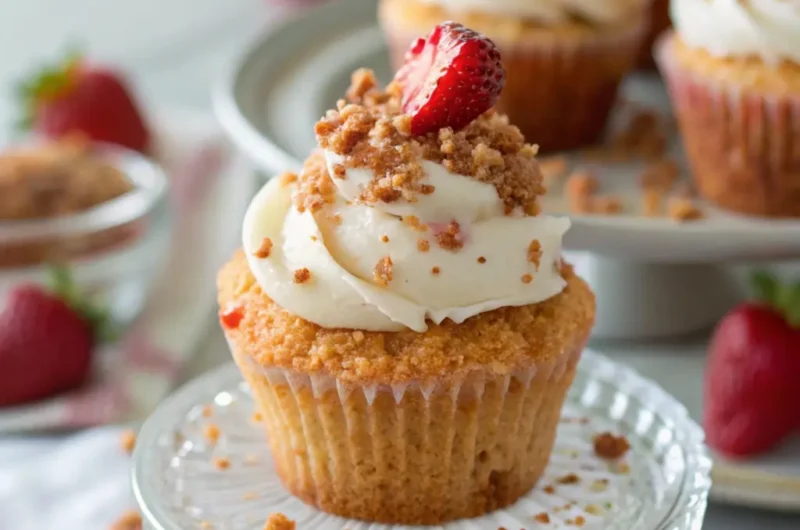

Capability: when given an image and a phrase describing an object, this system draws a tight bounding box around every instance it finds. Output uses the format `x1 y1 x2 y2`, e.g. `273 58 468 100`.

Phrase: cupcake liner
656 32 800 217
637 0 671 69
381 10 647 152
228 339 584 525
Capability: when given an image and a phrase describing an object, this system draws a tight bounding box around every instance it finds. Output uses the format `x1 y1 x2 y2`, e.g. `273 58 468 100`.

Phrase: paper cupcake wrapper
228 339 583 525
381 10 647 152
656 32 800 217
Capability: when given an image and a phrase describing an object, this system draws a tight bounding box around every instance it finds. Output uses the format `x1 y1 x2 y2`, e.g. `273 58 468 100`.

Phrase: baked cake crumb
213 456 231 470
373 256 393 287
594 432 631 460
557 473 580 485
417 239 430 252
528 240 542 268
254 237 273 259
264 512 295 530
120 429 136 454
534 512 551 523
109 510 142 530
522 274 533 284
293 268 311 284
204 423 220 444
315 69 545 215
668 197 704 222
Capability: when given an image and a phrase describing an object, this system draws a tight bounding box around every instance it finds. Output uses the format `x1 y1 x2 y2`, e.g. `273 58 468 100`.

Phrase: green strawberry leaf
777 281 800 329
15 48 84 132
46 265 119 344
750 270 800 328
750 270 780 306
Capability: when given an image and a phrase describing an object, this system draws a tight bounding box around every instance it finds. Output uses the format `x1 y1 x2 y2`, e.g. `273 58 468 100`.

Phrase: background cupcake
638 0 670 68
379 0 648 152
219 25 595 525
657 0 800 217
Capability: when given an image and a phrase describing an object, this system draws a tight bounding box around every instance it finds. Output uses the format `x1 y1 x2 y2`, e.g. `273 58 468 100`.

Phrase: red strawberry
0 268 112 407
18 52 151 153
394 21 505 136
704 272 800 459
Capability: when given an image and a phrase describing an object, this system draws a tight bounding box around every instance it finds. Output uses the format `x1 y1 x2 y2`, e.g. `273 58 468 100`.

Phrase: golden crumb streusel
217 250 594 386
314 69 546 215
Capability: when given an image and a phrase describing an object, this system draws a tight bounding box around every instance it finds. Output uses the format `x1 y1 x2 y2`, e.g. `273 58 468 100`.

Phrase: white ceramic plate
132 351 711 529
213 0 800 263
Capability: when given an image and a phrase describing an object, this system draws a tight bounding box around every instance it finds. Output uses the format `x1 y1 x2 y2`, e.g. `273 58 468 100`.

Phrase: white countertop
0 0 798 528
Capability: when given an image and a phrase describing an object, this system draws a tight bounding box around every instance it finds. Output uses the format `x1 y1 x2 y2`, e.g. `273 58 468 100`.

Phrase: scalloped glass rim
132 349 712 530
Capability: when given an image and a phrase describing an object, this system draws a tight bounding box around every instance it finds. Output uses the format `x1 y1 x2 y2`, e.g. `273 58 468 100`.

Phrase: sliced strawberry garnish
394 22 505 136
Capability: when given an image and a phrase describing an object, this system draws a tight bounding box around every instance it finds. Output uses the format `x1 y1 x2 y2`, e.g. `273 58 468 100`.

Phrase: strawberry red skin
704 303 800 459
0 286 94 407
35 67 151 153
395 22 505 136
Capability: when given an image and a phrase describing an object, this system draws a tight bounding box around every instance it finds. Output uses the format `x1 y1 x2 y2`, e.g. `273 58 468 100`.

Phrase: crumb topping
201 405 214 417
204 423 220 444
213 456 231 470
557 473 580 485
593 432 631 460
417 239 430 252
254 237 273 259
431 266 441 276
278 171 298 187
373 256 393 287
314 69 545 215
120 430 136 454
293 268 311 284
109 510 142 530
543 485 556 494
522 274 533 284
380 234 390 243
434 221 464 251
477 256 486 264
404 215 428 231
527 240 542 269
534 512 551 523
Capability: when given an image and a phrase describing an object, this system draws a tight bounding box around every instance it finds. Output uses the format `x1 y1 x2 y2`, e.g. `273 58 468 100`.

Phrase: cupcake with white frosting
218 23 594 524
378 0 648 152
657 0 800 217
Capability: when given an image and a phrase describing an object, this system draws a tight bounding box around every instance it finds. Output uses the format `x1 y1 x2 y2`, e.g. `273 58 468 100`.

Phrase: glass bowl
0 143 171 329
132 350 712 530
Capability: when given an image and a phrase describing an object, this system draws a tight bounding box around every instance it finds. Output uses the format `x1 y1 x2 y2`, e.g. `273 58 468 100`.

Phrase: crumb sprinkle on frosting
314 68 546 215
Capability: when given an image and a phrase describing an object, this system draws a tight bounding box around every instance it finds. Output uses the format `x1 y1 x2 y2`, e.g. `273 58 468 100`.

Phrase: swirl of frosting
419 0 643 24
242 71 570 333
671 0 800 64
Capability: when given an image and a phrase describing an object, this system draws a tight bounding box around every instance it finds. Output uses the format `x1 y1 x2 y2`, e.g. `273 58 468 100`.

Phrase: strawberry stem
750 270 800 328
47 266 118 343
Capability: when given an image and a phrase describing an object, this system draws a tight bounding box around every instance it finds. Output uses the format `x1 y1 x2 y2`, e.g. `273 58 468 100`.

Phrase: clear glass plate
133 350 711 529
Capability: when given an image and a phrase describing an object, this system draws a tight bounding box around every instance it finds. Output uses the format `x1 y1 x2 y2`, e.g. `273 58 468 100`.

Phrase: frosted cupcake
638 0 671 68
657 0 800 217
218 23 594 524
379 0 648 152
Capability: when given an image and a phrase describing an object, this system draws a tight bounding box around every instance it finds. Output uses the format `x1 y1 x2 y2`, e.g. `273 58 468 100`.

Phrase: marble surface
0 0 799 528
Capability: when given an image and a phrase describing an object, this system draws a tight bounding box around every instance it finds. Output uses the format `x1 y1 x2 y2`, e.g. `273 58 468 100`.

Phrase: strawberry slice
17 51 151 153
704 272 800 459
394 22 505 136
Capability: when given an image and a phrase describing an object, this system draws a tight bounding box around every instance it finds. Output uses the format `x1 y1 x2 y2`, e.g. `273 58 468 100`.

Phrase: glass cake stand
132 350 711 529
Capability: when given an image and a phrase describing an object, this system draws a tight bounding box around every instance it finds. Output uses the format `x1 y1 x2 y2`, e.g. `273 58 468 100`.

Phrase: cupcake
638 0 671 68
378 0 648 152
218 23 595 524
657 0 800 217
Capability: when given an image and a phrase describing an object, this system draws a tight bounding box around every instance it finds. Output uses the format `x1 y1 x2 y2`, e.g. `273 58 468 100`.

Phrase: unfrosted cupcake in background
379 0 648 152
218 22 595 524
637 0 671 68
657 0 800 217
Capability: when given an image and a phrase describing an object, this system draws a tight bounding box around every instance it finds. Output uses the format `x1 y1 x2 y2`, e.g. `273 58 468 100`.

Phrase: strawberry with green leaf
18 51 151 153
0 268 114 407
705 271 800 459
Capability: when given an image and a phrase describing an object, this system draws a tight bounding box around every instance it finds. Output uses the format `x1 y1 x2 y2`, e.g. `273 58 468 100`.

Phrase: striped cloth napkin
0 111 254 433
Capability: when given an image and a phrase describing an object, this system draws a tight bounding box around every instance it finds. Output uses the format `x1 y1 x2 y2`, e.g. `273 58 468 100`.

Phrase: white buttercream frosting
418 0 643 24
242 155 570 332
671 0 800 64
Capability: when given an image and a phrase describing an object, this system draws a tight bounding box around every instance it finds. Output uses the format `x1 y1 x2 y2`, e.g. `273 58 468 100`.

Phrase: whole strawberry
0 268 112 407
704 272 800 459
18 52 151 153
394 21 505 136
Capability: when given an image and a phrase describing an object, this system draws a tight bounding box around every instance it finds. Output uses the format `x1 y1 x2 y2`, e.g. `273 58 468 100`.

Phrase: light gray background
0 0 798 528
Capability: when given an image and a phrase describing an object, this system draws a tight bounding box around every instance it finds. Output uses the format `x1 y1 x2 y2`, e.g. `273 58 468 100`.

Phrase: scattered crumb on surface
534 512 551 523
201 405 214 418
252 411 263 423
109 510 142 530
120 430 136 455
263 512 295 530
204 423 220 444
521 273 533 284
557 473 580 485
585 504 604 516
243 491 259 501
594 432 631 460
213 456 231 470
590 478 610 492
668 197 704 222
642 188 662 217
543 485 556 494
590 195 624 215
